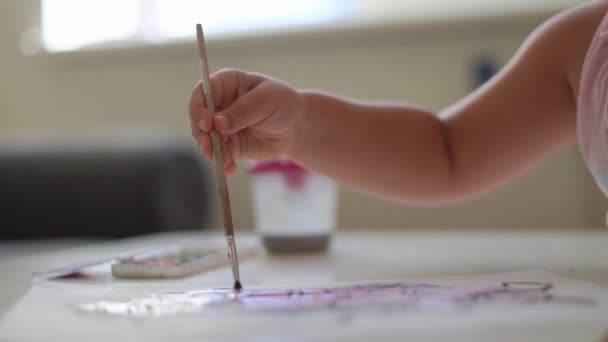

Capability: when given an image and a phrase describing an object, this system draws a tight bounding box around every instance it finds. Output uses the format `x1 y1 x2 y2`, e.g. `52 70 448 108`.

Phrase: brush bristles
234 281 243 291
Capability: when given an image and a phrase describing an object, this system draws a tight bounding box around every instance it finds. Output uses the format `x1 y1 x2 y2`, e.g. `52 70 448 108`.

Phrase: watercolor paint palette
111 247 247 279
33 244 256 280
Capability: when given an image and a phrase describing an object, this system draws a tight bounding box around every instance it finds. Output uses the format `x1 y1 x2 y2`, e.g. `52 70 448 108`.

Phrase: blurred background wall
1 0 605 233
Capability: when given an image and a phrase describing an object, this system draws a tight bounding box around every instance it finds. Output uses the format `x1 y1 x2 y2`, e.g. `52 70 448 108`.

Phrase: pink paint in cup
248 160 337 253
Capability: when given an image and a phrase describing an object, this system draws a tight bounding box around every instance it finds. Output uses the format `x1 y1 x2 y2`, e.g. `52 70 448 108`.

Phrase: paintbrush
196 23 242 291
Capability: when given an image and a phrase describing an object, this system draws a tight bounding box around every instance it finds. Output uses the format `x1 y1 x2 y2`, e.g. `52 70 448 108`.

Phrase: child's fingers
211 69 265 110
189 83 213 141
200 134 212 159
213 83 275 135
191 126 205 146
220 135 235 170
224 135 241 175
189 70 254 134
191 129 212 159
189 69 260 118
226 161 237 175
204 133 234 168
189 69 266 171
190 108 213 135
189 77 227 136
189 79 225 115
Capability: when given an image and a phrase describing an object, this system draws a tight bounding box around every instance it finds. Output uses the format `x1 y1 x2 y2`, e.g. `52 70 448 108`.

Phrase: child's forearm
288 0 601 204
290 91 457 204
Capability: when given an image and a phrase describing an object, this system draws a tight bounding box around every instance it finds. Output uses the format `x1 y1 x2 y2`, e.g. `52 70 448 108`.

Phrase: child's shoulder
532 0 608 99
573 1 608 97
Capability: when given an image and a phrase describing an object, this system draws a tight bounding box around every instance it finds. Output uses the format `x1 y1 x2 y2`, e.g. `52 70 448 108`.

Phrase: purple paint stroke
78 281 598 318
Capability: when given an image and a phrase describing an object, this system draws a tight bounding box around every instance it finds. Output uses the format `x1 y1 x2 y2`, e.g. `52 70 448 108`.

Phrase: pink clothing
578 12 608 197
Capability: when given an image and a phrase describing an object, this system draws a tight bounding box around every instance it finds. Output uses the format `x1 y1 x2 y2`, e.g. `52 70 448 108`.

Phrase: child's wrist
288 89 315 161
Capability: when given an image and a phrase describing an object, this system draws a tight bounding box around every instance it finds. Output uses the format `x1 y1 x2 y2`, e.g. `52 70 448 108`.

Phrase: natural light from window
41 0 585 53
41 0 353 52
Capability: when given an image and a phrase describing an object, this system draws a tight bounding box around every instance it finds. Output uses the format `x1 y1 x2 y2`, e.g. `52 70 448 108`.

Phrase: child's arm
190 1 607 205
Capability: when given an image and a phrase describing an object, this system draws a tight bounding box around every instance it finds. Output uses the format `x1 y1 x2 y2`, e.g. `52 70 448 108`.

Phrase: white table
1 230 608 341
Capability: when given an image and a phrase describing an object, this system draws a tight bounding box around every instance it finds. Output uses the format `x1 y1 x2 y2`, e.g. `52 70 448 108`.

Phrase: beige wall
1 1 605 230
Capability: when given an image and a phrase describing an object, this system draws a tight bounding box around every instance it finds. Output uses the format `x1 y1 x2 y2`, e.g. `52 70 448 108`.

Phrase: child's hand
189 69 305 174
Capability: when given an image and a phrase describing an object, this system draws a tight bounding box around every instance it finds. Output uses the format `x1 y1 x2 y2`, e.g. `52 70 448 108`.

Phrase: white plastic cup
248 160 337 253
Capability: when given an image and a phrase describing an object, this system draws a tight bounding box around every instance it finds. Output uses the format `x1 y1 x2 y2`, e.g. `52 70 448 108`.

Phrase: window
41 0 355 52
41 0 585 53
